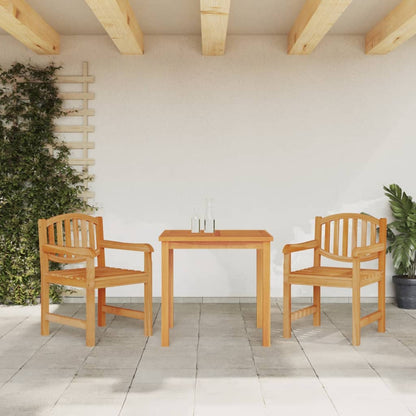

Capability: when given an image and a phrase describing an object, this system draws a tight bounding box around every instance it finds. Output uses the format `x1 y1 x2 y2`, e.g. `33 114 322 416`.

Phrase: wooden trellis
55 62 95 201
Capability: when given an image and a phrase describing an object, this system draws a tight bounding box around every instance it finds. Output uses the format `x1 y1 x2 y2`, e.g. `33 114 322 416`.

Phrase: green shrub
0 63 92 304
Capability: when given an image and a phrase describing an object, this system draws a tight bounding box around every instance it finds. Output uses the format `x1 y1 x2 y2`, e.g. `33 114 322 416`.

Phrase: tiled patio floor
1 301 416 416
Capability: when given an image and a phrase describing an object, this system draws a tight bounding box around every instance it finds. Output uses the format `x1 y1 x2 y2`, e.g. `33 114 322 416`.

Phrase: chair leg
144 280 153 336
313 286 321 326
98 288 106 327
85 287 95 347
352 282 361 346
283 281 292 338
41 279 50 336
378 279 386 333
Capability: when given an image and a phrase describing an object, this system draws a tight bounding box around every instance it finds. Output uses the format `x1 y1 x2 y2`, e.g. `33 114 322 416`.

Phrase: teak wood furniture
38 213 153 346
283 213 387 346
159 230 273 347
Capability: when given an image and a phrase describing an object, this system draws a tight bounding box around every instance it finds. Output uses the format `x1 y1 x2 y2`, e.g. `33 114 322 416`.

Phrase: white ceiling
0 0 402 36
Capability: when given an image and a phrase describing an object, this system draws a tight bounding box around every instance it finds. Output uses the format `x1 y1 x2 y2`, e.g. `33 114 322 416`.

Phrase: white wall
2 34 415 299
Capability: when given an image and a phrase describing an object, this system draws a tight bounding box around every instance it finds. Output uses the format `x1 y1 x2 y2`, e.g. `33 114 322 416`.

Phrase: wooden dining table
159 230 273 347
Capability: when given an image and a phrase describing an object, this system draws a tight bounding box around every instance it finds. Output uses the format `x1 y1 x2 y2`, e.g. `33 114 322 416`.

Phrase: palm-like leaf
384 184 416 278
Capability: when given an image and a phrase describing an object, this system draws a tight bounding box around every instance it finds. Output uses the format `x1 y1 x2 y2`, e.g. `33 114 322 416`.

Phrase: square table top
159 230 273 242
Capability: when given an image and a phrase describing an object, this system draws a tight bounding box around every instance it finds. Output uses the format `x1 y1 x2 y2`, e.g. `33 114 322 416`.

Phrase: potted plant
384 184 416 309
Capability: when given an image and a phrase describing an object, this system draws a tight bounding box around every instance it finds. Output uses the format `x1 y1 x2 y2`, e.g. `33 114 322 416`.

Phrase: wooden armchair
282 213 387 346
38 213 153 346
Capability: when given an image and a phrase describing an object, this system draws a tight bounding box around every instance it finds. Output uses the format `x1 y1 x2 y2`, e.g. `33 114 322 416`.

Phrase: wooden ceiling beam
0 0 59 54
288 0 352 55
200 0 231 56
366 0 416 55
84 0 143 55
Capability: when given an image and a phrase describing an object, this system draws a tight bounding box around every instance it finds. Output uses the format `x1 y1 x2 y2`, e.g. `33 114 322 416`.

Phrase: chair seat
45 267 149 288
288 266 383 288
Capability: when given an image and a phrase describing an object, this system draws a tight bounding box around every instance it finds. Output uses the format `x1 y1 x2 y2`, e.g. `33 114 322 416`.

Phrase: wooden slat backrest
80 220 88 247
96 216 106 267
333 219 340 255
361 220 367 246
342 218 349 257
47 224 55 245
57 221 64 246
371 222 376 245
314 217 322 267
39 213 101 263
73 219 80 247
315 213 383 263
64 218 72 247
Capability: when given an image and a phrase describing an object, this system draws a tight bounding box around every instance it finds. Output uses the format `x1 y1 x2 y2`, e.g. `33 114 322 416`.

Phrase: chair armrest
42 244 98 258
352 243 385 259
101 240 154 253
282 240 319 254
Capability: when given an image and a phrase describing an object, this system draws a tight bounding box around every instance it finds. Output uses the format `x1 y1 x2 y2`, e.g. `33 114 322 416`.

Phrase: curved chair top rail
316 213 386 263
319 213 381 226
43 213 100 227
39 213 102 255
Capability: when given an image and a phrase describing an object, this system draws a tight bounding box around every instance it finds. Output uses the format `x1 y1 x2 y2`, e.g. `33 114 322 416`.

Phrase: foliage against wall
0 63 92 304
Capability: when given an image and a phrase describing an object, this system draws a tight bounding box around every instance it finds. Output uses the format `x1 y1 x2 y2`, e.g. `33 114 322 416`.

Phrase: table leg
161 242 170 346
262 242 271 347
256 248 263 328
169 249 174 328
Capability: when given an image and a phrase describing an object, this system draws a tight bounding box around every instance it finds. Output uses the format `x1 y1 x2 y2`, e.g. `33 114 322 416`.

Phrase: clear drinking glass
191 209 200 233
204 198 215 233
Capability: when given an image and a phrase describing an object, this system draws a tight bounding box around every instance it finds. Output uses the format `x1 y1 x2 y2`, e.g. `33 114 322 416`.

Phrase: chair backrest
315 213 386 263
38 213 103 263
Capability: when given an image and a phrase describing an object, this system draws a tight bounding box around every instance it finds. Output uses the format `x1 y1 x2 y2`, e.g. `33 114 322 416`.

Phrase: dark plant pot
393 275 416 309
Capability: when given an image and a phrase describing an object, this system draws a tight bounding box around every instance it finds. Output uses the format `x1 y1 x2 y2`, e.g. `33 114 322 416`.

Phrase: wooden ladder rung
65 141 95 149
68 159 95 166
55 125 95 133
46 313 86 329
57 75 95 83
63 108 95 117
102 305 144 320
59 92 95 100
79 191 95 199
291 305 317 321
360 310 382 328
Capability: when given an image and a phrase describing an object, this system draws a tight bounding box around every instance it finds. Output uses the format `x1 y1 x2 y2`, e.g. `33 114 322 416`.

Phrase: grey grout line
327 304 416 358
1 304 84 390
326 305 416 359
329 307 416 416
240 302 267 410
292 312 341 416
322 309 355 346
50 348 93 410
117 302 161 416
2 302 416 415
394 335 416 357
366 361 416 416
48 304 116 412
0 314 31 340
275 299 283 314
0 311 40 388
64 297 397 305
325 309 416 416
192 303 202 416
405 309 416 320
2 303 90 413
